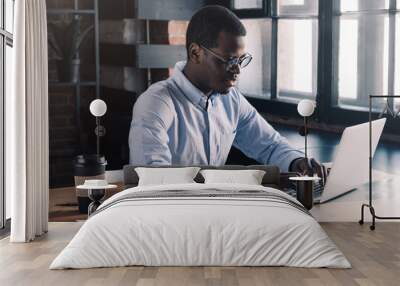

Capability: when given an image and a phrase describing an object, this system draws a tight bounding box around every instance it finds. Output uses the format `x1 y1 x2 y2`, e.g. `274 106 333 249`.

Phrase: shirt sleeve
129 90 174 165
233 92 304 172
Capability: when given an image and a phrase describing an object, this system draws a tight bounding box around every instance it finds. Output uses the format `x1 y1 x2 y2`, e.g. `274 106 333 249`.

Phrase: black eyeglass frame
199 44 253 72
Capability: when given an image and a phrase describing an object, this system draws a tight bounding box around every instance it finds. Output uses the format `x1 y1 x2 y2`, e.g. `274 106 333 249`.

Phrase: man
129 5 325 178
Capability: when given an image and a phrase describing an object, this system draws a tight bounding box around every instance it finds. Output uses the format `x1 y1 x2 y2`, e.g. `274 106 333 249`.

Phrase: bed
50 165 350 269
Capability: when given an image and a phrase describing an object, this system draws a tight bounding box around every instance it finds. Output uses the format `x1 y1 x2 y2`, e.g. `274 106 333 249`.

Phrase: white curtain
8 0 49 242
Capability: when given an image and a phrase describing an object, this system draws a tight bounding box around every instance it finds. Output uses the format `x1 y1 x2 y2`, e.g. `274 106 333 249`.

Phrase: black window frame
1 0 14 231
327 0 399 134
227 0 320 116
231 0 269 18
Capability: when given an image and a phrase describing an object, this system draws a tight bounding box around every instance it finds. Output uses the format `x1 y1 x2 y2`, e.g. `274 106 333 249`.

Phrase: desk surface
49 125 400 222
276 125 400 175
49 183 124 222
277 125 400 222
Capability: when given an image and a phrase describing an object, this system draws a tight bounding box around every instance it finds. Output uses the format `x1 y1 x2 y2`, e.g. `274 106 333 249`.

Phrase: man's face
199 31 246 94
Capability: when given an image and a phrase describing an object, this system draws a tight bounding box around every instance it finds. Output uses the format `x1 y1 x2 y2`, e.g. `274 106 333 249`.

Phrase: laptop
289 118 387 203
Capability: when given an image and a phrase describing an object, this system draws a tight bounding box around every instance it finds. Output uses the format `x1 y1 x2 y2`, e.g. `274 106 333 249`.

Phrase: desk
49 183 124 221
276 125 400 222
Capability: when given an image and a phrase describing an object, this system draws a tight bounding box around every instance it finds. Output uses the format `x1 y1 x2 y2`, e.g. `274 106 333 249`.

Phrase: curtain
8 0 49 242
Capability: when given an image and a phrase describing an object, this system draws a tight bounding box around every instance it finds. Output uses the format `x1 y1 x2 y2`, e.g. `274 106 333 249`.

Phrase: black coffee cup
296 180 314 210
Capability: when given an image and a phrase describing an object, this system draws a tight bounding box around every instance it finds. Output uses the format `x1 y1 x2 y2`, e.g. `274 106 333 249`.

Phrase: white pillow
135 167 201 186
200 169 266 185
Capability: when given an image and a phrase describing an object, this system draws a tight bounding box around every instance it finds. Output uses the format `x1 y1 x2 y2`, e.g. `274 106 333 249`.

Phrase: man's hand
289 157 327 186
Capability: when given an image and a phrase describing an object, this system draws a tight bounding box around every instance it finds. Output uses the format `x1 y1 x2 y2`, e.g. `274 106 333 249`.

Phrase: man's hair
186 5 246 57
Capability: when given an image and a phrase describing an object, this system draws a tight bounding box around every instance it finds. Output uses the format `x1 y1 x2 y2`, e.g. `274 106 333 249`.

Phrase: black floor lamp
89 99 107 155
359 95 400 230
297 99 316 159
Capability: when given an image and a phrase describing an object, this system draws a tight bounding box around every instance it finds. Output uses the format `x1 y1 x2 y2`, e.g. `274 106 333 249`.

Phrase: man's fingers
303 158 313 176
322 164 327 186
310 158 321 176
310 158 326 185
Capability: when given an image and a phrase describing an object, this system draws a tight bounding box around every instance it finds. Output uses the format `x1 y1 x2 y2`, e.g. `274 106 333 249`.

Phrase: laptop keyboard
313 181 324 197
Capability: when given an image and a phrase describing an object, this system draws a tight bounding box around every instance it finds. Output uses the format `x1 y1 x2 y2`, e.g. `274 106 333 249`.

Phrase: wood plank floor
1 222 400 286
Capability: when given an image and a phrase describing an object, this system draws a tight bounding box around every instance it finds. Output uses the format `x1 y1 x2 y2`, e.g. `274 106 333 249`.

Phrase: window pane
47 14 96 83
395 15 400 110
334 15 389 108
237 19 271 99
277 19 318 100
5 0 14 33
5 43 13 219
340 0 389 12
0 38 2 227
336 18 358 100
0 0 2 29
233 0 263 9
278 0 318 16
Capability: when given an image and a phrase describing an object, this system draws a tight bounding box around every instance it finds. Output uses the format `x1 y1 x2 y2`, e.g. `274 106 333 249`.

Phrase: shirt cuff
280 151 304 172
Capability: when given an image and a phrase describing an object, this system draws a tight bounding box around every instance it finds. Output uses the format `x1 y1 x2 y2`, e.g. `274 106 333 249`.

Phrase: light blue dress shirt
129 61 303 171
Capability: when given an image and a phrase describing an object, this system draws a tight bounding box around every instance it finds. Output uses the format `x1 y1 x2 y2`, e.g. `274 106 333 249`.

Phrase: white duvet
50 183 351 269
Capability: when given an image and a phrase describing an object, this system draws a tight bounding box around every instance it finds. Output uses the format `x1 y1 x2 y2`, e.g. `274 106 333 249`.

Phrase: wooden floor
1 222 400 286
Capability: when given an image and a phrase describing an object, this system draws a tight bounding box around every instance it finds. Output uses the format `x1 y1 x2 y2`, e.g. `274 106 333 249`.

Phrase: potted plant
48 15 94 83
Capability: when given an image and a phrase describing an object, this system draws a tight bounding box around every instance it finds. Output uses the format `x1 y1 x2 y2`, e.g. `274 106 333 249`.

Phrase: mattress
50 183 351 269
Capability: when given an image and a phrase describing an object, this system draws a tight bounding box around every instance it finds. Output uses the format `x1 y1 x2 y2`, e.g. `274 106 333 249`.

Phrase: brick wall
49 88 77 186
47 0 188 187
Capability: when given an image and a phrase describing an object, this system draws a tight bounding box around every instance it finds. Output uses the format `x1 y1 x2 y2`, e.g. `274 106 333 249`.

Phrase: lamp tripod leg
359 204 366 225
369 206 376 231
359 204 376 230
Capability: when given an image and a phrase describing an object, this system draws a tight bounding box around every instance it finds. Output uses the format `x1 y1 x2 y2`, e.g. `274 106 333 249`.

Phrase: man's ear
188 43 202 64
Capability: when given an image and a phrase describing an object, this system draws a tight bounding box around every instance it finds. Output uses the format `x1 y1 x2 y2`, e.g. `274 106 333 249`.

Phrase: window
277 0 318 101
340 0 389 12
332 1 392 110
5 0 13 33
395 14 400 109
277 18 318 100
278 0 318 15
336 18 358 100
0 32 3 231
4 43 12 222
1 0 14 229
227 0 400 129
238 19 272 99
231 0 267 18
233 0 263 10
232 0 318 103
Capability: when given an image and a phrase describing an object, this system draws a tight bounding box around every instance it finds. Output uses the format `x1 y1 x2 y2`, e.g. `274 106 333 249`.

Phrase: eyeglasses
200 45 253 72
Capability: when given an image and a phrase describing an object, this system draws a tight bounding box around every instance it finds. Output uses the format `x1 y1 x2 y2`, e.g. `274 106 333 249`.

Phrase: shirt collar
171 61 217 110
